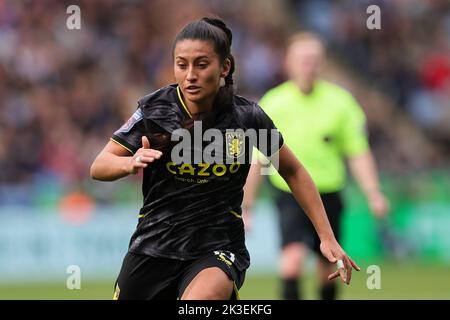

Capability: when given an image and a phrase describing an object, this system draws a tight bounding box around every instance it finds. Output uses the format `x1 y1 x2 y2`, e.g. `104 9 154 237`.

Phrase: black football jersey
112 84 284 270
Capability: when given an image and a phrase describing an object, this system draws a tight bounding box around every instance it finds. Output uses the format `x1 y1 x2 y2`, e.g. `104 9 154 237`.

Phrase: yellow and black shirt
111 84 283 271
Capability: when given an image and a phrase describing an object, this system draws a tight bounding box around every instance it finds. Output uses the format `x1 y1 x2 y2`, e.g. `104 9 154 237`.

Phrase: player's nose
186 66 198 82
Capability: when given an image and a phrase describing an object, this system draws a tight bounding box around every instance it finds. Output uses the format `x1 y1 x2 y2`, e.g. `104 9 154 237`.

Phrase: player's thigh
181 267 233 300
178 252 245 300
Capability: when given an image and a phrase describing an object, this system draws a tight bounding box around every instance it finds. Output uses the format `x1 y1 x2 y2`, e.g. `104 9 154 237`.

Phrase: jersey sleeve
111 107 145 155
249 103 284 158
337 94 369 156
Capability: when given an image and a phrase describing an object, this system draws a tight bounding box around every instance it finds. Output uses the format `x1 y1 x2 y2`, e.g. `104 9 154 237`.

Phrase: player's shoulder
233 94 258 111
137 84 183 123
233 94 266 119
231 95 263 127
138 84 178 108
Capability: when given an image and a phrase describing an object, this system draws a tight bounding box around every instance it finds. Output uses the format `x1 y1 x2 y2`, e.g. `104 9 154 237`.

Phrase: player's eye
197 63 208 69
177 63 187 69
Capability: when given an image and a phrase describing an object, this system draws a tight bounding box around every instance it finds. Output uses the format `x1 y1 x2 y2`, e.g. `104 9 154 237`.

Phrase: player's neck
184 96 214 117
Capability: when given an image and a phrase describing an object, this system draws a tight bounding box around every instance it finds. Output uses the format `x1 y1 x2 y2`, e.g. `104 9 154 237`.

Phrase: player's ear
220 58 231 78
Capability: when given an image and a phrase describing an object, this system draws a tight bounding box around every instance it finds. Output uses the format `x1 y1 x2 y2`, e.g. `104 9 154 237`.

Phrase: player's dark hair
173 17 235 129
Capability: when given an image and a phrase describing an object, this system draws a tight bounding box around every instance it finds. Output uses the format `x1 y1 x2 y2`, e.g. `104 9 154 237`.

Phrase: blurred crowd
0 0 449 206
0 0 291 205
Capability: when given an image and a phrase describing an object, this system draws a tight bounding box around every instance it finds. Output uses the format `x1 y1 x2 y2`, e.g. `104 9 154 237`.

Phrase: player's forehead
174 39 218 61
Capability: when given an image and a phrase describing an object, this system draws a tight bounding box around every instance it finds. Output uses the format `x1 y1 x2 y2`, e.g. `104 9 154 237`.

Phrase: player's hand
320 238 360 285
128 136 163 174
367 190 389 218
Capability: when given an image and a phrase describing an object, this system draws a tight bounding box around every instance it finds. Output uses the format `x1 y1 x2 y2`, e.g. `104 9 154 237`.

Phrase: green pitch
1 262 449 300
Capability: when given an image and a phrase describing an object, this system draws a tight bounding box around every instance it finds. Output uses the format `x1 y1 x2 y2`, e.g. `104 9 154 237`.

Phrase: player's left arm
276 144 360 284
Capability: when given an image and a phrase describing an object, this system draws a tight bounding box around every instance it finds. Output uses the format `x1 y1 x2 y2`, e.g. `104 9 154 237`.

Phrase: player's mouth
185 85 201 94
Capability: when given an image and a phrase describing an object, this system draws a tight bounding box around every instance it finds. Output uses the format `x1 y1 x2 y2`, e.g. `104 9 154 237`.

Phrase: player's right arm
90 136 162 181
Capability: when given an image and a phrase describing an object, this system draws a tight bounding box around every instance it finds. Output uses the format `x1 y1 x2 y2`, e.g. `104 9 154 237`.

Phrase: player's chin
184 90 206 102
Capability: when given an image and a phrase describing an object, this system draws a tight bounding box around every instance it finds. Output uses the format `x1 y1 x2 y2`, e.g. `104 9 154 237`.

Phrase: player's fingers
321 247 337 264
328 270 340 281
141 136 151 149
146 148 163 154
349 256 361 271
138 156 155 163
345 257 352 284
339 266 347 284
142 150 162 159
151 149 163 156
132 162 147 170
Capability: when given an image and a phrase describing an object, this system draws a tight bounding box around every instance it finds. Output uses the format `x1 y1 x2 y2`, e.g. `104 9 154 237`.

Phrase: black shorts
113 250 246 300
275 189 343 255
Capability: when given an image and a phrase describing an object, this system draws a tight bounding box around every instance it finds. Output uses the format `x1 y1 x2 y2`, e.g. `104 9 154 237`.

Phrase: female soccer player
90 17 359 300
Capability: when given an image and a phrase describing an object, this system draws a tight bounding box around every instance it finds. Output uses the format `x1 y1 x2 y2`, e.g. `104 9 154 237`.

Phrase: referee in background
243 32 389 300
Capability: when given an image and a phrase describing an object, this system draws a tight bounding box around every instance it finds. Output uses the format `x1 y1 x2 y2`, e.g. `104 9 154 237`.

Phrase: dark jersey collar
173 84 193 119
